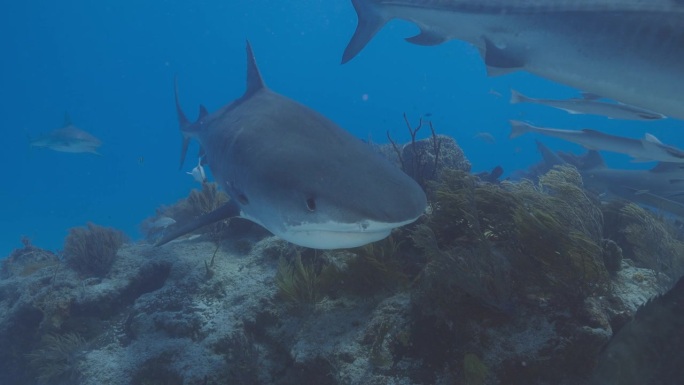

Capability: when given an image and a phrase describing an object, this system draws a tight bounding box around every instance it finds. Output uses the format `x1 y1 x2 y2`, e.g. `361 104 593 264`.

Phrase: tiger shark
157 41 427 249
341 0 684 119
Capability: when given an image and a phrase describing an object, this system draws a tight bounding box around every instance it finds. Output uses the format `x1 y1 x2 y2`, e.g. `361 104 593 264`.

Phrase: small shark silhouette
30 113 102 155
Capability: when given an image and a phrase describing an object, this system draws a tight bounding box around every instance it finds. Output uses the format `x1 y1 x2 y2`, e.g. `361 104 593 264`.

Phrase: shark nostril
306 197 316 212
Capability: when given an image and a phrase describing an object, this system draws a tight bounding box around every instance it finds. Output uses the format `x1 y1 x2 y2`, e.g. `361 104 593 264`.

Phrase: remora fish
589 275 684 385
30 114 102 155
510 120 684 163
342 0 684 119
157 41 427 249
510 89 666 120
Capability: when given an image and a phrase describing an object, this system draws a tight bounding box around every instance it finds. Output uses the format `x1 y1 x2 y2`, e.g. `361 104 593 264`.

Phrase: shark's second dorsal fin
245 40 266 97
198 105 209 119
63 112 72 127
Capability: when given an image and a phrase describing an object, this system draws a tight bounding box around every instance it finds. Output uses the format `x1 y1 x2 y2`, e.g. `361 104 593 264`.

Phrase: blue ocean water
1 0 681 257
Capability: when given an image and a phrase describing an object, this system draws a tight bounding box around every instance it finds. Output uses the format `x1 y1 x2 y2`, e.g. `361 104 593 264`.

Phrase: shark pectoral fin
405 29 447 46
482 37 524 77
155 202 240 246
342 0 390 63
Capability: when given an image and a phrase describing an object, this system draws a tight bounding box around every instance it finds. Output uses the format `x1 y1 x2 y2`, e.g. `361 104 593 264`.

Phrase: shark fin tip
245 40 266 96
342 0 388 64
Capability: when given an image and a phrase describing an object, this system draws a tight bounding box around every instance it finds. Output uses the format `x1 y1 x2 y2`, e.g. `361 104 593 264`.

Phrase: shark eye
306 197 316 212
237 193 249 205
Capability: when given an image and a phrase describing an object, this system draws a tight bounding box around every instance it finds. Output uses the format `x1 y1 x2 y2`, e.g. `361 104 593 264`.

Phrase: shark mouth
276 218 420 249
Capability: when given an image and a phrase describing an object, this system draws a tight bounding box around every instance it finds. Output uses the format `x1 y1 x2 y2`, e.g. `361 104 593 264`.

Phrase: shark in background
342 0 684 119
29 113 102 155
510 90 666 121
533 141 684 218
509 120 684 163
157 41 427 249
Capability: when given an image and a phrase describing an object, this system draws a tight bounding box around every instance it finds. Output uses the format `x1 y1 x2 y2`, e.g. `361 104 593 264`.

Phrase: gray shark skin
510 89 666 121
30 114 102 155
158 41 427 249
510 120 684 163
589 275 684 385
342 0 684 119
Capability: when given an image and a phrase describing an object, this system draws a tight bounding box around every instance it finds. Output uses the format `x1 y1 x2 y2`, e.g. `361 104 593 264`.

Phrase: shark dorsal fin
644 133 663 144
245 40 266 97
198 105 209 119
63 112 72 127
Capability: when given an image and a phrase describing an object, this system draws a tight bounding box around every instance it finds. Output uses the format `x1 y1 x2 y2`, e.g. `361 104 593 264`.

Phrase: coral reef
275 250 320 306
603 201 684 282
3 141 684 384
64 222 126 277
382 114 471 190
26 332 87 383
1 237 60 279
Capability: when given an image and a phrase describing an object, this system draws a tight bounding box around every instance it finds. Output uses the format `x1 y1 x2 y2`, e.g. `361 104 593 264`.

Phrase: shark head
165 41 427 249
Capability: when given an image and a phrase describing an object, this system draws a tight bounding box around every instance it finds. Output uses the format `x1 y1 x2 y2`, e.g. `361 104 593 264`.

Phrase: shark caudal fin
342 0 390 64
174 76 193 170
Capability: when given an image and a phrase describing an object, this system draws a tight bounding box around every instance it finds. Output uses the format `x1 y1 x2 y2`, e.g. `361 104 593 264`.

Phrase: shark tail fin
509 120 534 139
245 40 266 97
342 0 390 64
174 76 193 170
510 89 529 105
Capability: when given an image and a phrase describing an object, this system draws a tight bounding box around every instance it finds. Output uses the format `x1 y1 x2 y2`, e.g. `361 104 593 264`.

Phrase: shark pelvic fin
155 202 240 246
483 37 524 76
342 0 389 64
